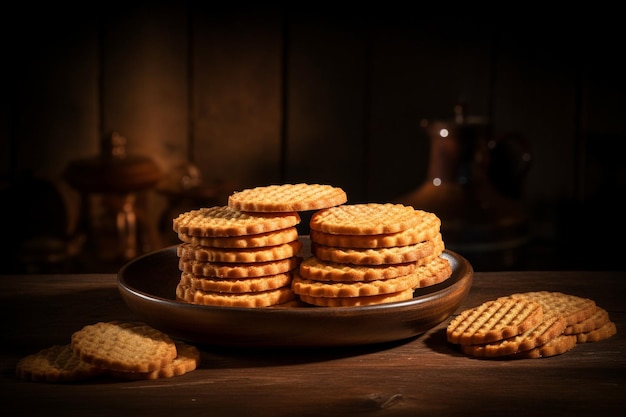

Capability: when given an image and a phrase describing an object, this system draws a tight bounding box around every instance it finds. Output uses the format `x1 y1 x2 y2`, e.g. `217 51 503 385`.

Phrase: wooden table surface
1 270 624 417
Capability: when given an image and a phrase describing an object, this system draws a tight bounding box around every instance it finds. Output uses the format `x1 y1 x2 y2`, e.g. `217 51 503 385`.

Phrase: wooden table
1 270 624 416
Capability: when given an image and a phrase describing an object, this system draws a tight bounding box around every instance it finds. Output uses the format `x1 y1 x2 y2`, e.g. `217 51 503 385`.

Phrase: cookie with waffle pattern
228 183 347 212
173 206 300 237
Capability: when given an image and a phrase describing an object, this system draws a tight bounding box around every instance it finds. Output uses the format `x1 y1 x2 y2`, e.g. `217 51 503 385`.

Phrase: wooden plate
117 240 473 348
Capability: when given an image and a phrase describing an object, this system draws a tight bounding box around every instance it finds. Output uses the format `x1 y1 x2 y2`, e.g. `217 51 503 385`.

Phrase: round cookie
173 206 300 237
309 203 423 235
228 183 347 212
15 344 105 383
71 321 177 373
446 297 544 345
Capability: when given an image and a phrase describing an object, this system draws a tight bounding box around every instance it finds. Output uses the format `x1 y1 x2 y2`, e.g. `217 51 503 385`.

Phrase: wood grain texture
0 270 624 416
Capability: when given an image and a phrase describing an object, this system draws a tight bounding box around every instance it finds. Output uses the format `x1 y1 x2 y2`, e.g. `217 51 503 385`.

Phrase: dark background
1 3 625 273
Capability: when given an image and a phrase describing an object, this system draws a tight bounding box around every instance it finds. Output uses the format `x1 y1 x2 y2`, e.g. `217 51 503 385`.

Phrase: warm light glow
432 178 442 186
439 129 449 138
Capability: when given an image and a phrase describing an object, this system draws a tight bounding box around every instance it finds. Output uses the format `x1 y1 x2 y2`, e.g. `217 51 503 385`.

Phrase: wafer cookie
71 321 177 373
15 344 105 383
298 288 415 307
178 256 300 279
179 271 293 293
311 233 443 265
460 315 567 357
299 256 418 282
565 306 611 335
228 183 347 212
446 297 544 345
292 271 421 298
173 206 300 237
177 227 298 248
107 341 200 380
309 203 422 235
309 211 440 248
511 334 577 359
575 321 617 343
177 240 302 263
176 283 296 307
510 291 596 326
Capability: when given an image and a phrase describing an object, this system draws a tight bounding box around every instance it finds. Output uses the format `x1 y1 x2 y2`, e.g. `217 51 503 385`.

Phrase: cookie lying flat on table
107 341 200 381
71 321 177 373
15 344 105 383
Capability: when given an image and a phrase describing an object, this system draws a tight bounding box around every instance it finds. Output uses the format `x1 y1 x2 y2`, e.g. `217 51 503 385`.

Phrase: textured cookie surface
460 315 567 357
575 321 617 343
173 206 300 237
311 234 443 265
180 271 293 293
177 240 302 263
15 344 105 383
228 183 347 212
309 203 423 235
565 306 611 335
176 283 296 307
71 321 177 373
108 341 200 380
299 256 418 282
292 271 421 298
177 227 298 248
309 211 440 248
511 334 577 359
178 256 300 279
510 291 596 326
446 298 544 345
298 288 415 307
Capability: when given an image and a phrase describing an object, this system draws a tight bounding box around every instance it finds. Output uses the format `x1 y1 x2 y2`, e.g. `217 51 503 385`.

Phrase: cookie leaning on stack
173 183 348 308
293 203 451 307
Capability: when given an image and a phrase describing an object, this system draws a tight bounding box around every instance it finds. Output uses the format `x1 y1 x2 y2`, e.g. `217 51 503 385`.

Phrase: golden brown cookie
564 306 611 335
509 291 596 326
228 183 347 212
292 271 421 298
177 240 302 263
446 297 544 345
460 315 567 357
107 341 200 380
299 256 418 282
15 344 105 383
311 234 443 265
309 203 423 235
511 334 577 359
179 271 293 293
178 256 301 279
71 321 177 373
173 206 300 237
309 211 440 248
298 288 415 307
575 321 617 343
176 283 296 307
177 227 299 248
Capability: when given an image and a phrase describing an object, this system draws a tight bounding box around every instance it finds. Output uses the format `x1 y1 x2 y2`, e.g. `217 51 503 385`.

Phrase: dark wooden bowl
117 240 473 348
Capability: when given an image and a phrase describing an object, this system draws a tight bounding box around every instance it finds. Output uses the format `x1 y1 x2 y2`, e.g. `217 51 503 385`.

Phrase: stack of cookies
292 203 452 307
172 183 348 307
446 291 617 359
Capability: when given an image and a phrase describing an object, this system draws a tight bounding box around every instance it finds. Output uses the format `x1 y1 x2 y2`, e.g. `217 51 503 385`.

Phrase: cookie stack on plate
292 203 451 307
172 184 348 307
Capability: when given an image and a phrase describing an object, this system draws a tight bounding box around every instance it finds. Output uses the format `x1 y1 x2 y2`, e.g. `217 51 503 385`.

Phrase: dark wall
2 4 625 272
